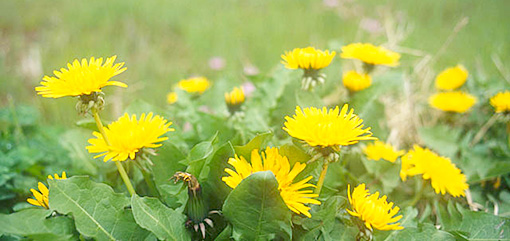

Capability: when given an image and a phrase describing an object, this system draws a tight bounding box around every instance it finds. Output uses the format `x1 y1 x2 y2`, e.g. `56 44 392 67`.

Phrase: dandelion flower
435 65 468 90
283 104 376 149
27 172 67 209
343 70 372 92
177 77 211 94
87 112 174 162
340 43 400 67
490 91 510 113
363 141 404 163
222 147 320 218
347 184 403 231
400 145 468 197
429 91 477 113
281 47 336 70
224 87 245 106
167 92 178 104
35 56 127 98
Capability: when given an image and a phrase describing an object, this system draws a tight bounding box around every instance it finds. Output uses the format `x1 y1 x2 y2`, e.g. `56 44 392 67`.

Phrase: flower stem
507 121 510 149
91 108 136 196
408 179 426 206
315 160 329 195
470 113 500 147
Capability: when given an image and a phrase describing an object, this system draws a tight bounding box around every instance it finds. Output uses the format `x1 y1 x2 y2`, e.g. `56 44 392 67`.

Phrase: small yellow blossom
177 77 211 94
283 104 376 149
35 56 127 98
363 141 404 163
347 184 403 231
87 112 174 162
223 147 320 218
490 91 510 113
167 92 178 104
340 43 400 67
281 47 336 70
400 145 468 197
224 87 245 106
27 172 67 209
435 65 468 90
342 70 372 92
429 91 477 113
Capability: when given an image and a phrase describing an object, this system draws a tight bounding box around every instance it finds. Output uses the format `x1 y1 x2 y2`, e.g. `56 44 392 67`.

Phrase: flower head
363 141 404 163
283 104 376 149
87 112 174 162
400 145 468 197
490 91 510 113
35 56 127 98
222 147 320 218
347 184 403 231
224 87 245 106
340 43 400 67
343 70 372 92
435 65 468 90
27 172 67 209
177 77 211 94
281 47 336 70
429 91 477 113
167 92 178 104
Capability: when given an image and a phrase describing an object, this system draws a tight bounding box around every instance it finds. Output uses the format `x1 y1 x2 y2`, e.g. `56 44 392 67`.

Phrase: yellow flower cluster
224 87 245 106
222 147 320 218
347 184 403 231
35 56 127 98
435 65 468 90
27 172 67 209
490 91 510 113
283 104 376 148
342 70 372 92
429 91 477 113
400 145 468 197
87 112 174 162
177 77 211 94
363 141 404 163
340 43 400 67
281 47 336 70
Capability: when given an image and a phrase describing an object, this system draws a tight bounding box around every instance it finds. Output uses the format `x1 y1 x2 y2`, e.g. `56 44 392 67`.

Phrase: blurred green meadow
1 0 509 125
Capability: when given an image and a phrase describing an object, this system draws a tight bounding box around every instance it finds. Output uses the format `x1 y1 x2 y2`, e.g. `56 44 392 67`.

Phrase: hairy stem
315 160 329 195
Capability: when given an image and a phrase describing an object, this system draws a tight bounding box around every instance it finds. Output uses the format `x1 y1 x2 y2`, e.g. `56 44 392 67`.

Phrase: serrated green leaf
0 209 76 240
387 223 455 241
223 171 292 240
49 176 150 241
131 195 190 241
233 131 273 160
453 210 510 240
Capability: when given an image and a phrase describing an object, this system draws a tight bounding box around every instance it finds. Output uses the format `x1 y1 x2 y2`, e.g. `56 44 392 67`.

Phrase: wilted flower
177 77 211 94
401 145 468 197
435 65 468 90
27 172 67 209
363 141 404 163
222 147 320 218
347 183 403 231
87 112 173 162
429 91 477 113
342 70 372 92
490 91 510 113
166 92 178 104
341 43 400 67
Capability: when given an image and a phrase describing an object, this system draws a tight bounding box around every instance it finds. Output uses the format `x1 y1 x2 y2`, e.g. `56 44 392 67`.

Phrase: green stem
507 121 510 149
315 160 329 195
408 179 426 206
91 108 136 196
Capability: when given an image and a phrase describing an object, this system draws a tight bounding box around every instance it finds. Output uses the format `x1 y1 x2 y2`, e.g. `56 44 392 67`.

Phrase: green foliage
0 209 77 240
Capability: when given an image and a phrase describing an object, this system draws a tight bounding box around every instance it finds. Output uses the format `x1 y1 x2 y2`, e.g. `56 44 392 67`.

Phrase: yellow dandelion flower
400 145 468 197
342 70 372 92
177 77 211 94
35 56 127 98
224 87 245 106
429 91 477 113
222 147 320 218
490 91 510 113
340 43 400 67
281 47 336 70
167 92 178 104
363 141 404 163
435 65 468 90
283 104 376 149
87 112 174 162
27 172 67 209
347 184 403 231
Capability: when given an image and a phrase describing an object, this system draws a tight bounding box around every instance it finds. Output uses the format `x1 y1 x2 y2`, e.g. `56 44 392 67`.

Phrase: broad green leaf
382 207 419 241
223 171 292 240
202 142 235 209
387 223 455 241
233 131 273 160
131 195 190 241
49 176 150 241
418 125 461 158
452 210 510 240
0 209 76 240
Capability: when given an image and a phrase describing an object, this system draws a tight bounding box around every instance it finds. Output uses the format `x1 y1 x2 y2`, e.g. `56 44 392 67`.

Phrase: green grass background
1 0 509 124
